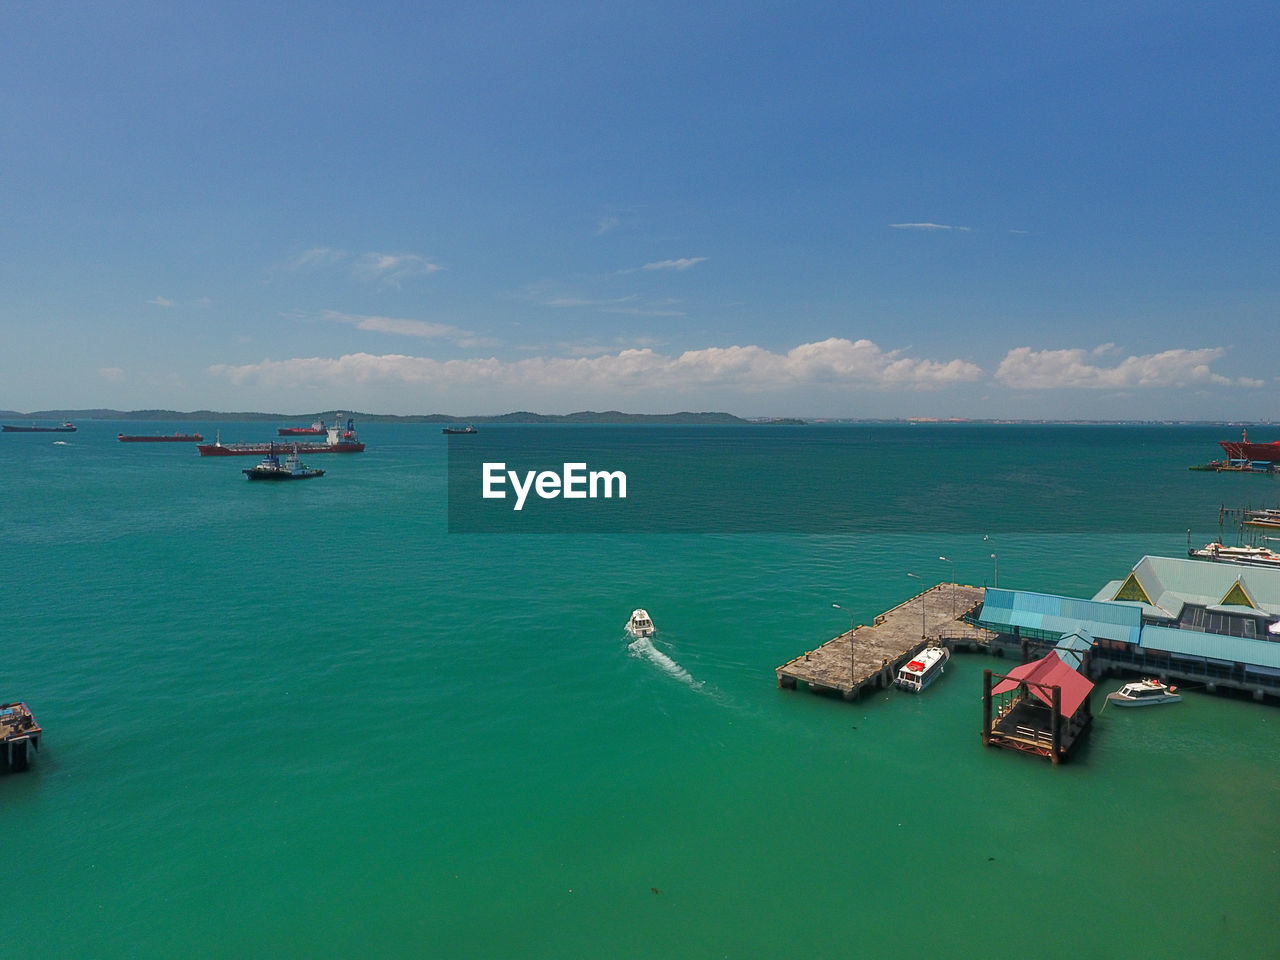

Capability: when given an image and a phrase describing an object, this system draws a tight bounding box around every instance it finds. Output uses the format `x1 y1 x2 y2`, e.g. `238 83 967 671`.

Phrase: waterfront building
976 556 1280 701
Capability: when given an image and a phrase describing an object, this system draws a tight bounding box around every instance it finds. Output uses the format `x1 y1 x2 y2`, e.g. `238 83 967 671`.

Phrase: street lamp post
939 554 955 620
906 573 926 639
832 603 855 680
990 552 998 588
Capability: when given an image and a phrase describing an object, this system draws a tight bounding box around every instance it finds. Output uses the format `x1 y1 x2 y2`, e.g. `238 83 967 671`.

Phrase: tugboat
242 447 326 481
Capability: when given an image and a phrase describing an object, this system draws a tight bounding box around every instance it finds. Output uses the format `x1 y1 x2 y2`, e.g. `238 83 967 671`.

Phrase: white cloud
994 346 1262 389
352 252 443 286
280 247 441 286
147 296 175 308
319 310 501 349
545 294 685 317
208 337 983 396
546 295 634 309
287 247 347 270
322 310 461 340
641 257 707 271
890 222 971 232
98 366 125 382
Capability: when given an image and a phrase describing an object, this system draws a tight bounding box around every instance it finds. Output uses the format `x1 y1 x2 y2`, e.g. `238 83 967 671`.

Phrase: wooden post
1050 684 1062 764
982 669 993 746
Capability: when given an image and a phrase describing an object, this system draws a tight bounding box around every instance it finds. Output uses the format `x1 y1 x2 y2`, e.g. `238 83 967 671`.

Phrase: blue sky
3 1 1276 419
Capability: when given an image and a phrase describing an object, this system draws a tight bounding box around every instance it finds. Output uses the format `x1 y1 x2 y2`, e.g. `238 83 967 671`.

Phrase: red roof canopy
991 652 1094 717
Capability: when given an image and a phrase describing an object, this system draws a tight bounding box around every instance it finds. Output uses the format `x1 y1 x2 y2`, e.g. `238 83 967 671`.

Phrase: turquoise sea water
3 423 1279 958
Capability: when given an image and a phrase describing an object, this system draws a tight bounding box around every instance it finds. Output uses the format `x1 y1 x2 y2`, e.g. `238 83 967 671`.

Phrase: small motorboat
626 609 655 638
1106 678 1181 707
894 645 950 692
243 447 326 481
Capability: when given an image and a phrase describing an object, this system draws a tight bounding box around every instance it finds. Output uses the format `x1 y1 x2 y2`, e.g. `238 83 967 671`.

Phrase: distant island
2 409 1273 427
0 408 806 426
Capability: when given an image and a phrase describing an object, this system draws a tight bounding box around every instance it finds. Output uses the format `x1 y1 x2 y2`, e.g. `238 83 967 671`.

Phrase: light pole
939 554 955 620
990 552 998 588
832 603 855 679
907 573 926 638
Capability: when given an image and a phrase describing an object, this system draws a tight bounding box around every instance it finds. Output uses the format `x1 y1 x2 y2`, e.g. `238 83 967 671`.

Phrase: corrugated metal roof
1093 556 1280 618
1053 628 1094 669
979 589 1142 645
1055 628 1095 652
1139 624 1280 669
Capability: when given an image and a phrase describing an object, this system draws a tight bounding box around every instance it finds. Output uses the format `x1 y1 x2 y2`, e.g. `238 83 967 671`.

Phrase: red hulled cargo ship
278 419 327 436
1219 429 1280 462
198 419 365 456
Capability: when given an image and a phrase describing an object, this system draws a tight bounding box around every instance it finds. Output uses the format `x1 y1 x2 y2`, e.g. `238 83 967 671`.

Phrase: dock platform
1 702 41 772
776 583 994 700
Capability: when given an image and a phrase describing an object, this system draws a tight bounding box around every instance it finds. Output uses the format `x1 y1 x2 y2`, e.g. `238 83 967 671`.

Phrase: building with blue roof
975 555 1280 701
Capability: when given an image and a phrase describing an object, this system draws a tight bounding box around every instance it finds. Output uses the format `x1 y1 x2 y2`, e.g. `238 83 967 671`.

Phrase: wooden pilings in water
981 668 1093 764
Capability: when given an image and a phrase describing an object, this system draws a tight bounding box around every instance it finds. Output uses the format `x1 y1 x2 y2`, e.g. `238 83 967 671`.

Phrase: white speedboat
626 609 655 638
894 646 949 692
1106 678 1181 706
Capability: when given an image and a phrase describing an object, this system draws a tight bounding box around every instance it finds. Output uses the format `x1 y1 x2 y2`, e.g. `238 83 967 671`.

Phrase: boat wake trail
627 636 704 690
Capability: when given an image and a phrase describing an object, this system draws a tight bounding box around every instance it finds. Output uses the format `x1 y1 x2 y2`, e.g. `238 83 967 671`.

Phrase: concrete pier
776 583 994 700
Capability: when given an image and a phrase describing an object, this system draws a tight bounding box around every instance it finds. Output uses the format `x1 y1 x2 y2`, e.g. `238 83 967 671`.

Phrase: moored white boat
626 608 655 638
1106 678 1181 706
1188 540 1280 569
894 645 949 692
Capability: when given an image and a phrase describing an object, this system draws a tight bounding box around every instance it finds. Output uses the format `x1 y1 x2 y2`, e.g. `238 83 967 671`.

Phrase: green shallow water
2 422 1278 958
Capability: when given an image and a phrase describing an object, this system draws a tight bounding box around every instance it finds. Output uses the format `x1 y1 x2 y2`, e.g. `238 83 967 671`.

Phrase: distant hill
0 408 805 425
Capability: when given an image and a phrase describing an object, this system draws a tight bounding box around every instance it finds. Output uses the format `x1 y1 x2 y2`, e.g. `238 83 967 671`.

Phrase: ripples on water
2 423 1277 957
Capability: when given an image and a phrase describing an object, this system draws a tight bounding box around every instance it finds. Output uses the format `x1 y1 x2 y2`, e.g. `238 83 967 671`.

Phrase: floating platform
776 583 994 700
1190 459 1275 473
1 702 41 772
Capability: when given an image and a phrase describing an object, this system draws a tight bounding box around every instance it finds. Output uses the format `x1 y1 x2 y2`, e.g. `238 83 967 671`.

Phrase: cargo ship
3 421 76 432
198 419 364 456
278 419 327 436
1219 428 1280 462
118 432 204 442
